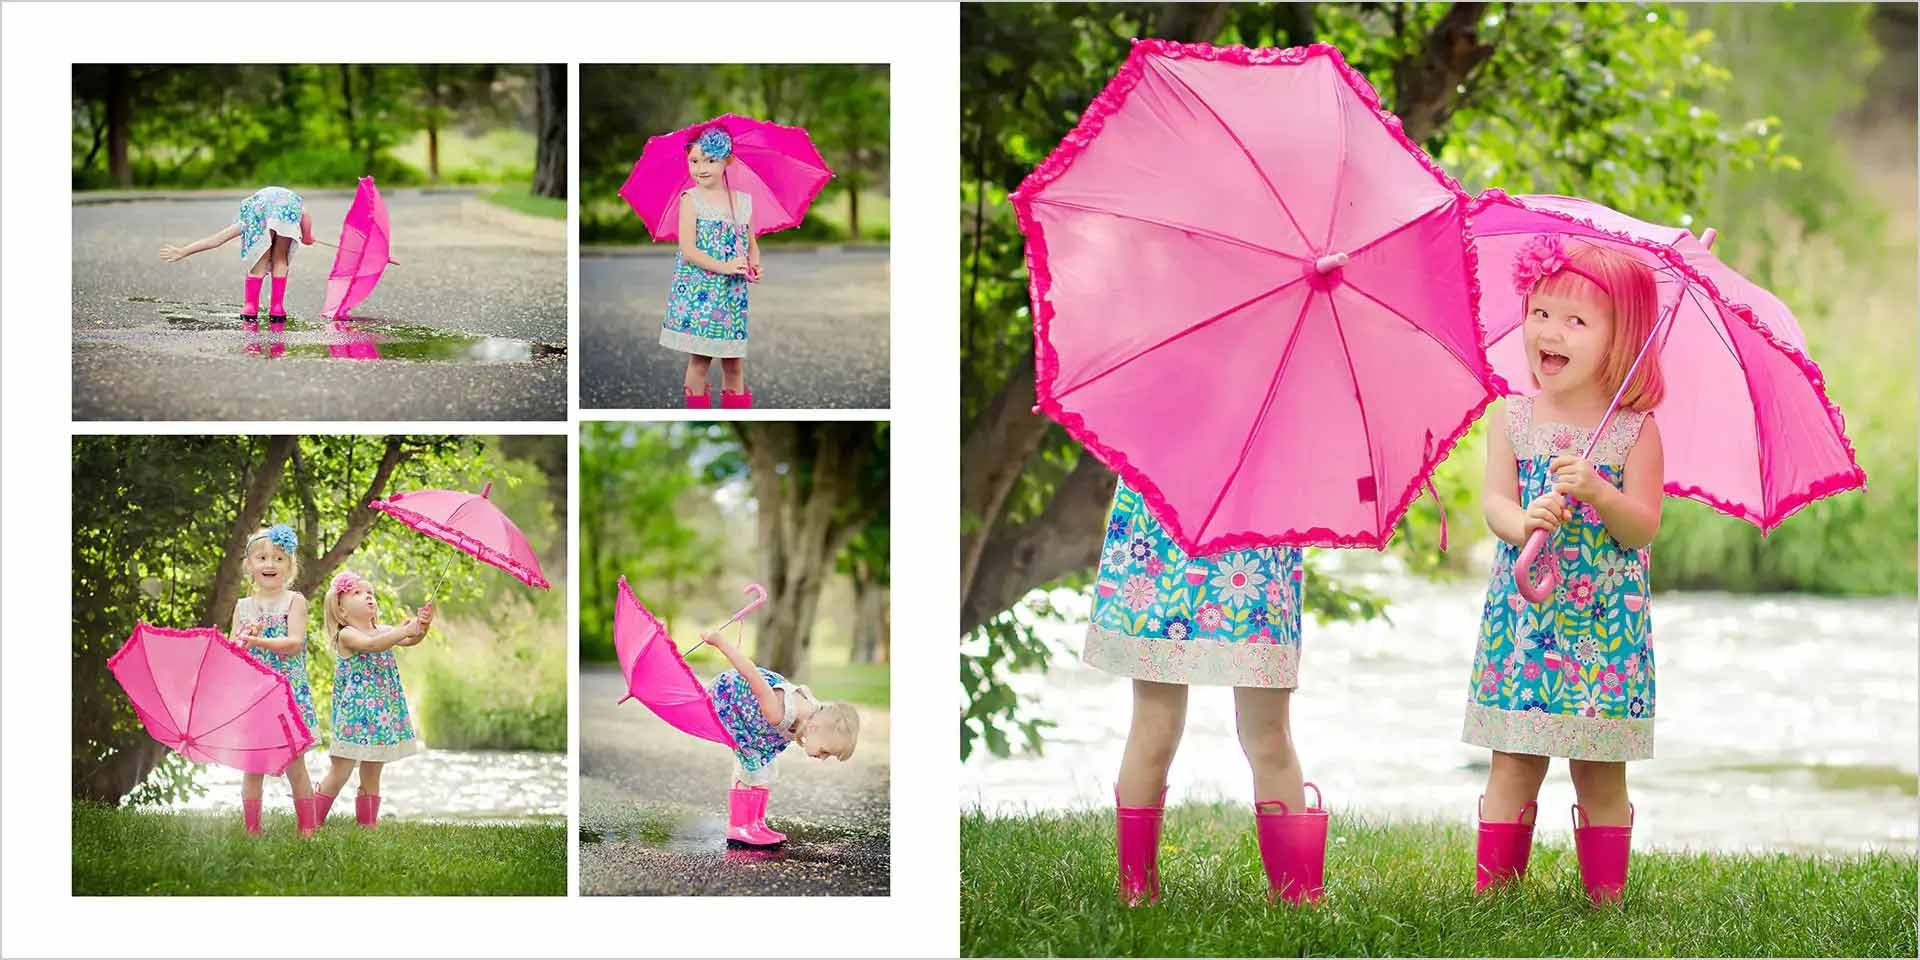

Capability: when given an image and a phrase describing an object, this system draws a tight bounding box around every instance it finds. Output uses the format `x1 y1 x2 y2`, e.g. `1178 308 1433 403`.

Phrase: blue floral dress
659 190 751 358
1462 395 1656 760
1085 481 1306 688
329 626 420 762
709 667 811 785
234 186 304 273
236 593 317 737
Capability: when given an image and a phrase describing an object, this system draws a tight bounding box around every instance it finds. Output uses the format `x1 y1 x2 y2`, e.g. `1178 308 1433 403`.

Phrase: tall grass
399 595 567 752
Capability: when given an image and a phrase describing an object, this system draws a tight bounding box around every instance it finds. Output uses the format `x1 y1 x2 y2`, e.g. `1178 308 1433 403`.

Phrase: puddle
109 297 563 365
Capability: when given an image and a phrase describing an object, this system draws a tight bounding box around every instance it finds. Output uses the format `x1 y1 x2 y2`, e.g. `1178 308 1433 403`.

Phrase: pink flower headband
330 571 364 598
1512 234 1611 299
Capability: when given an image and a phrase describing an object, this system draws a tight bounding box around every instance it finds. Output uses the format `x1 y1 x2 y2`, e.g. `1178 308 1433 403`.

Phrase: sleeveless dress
1084 480 1306 688
708 667 813 785
236 593 317 736
659 189 752 358
329 626 420 762
1461 395 1656 760
234 186 303 273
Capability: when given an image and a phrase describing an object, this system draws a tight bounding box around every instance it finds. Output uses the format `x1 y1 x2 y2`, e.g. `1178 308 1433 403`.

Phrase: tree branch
960 350 1055 608
299 437 412 595
961 452 1115 635
1390 2 1495 143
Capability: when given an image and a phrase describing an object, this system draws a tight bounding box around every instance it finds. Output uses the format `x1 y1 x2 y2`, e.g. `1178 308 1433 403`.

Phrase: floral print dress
236 593 317 736
1085 481 1306 688
329 625 420 762
709 667 811 786
659 189 752 358
234 186 304 273
1462 395 1656 760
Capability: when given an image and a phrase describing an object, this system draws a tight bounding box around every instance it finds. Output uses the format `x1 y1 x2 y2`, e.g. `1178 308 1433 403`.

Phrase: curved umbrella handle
722 583 769 627
1513 528 1558 604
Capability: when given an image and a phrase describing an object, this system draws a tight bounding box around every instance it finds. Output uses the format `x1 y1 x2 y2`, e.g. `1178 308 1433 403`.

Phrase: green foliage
961 803 1919 957
72 801 564 895
484 182 566 220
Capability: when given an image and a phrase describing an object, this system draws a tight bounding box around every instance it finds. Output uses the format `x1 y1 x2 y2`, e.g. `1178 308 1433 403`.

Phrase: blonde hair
1531 244 1665 411
807 703 861 761
321 572 375 656
242 528 300 591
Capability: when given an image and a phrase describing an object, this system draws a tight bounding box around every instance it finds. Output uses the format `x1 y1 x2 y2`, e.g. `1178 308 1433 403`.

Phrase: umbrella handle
685 583 769 654
1514 528 1558 604
310 237 400 266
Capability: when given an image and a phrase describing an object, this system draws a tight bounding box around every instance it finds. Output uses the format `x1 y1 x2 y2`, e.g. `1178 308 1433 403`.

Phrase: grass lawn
484 182 566 221
73 802 565 896
962 803 1917 957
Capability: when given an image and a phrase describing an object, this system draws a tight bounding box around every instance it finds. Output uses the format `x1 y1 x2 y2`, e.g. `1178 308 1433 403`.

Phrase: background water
176 748 566 822
962 551 1918 855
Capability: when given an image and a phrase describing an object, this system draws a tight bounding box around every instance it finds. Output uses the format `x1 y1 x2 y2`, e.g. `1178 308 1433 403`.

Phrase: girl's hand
746 259 762 283
701 630 732 652
1523 492 1570 537
720 258 751 277
300 232 315 246
232 624 259 647
416 603 435 631
1549 455 1609 505
159 244 189 263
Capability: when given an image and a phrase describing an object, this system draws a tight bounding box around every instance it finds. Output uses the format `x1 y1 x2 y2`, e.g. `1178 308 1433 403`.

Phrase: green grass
389 127 535 185
73 801 565 895
961 803 1918 957
402 608 566 751
484 182 566 220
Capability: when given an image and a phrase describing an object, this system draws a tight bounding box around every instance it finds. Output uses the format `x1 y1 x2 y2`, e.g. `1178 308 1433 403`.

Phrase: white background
0 2 960 956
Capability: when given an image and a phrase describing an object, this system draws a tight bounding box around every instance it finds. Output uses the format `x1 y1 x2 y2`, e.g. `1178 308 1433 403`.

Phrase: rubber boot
720 388 753 409
1572 802 1633 905
294 797 318 838
726 784 783 846
241 276 264 319
268 276 288 319
242 795 263 835
747 785 787 844
1254 782 1329 904
1115 786 1167 907
1474 796 1538 893
312 790 336 827
355 793 381 829
684 386 713 409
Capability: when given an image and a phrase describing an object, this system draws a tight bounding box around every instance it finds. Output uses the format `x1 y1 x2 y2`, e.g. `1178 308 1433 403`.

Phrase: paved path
73 189 566 420
580 248 890 410
578 665 890 896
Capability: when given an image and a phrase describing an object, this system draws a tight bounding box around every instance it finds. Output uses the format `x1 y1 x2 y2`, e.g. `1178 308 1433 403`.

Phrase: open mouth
1539 350 1570 375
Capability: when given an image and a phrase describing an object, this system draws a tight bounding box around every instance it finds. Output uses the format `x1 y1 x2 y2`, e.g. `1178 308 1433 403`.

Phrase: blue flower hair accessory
695 127 733 162
249 523 299 555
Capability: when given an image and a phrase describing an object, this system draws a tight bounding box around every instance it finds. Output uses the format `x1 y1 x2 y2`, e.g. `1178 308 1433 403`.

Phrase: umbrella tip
480 481 492 499
1030 404 1042 415
1699 227 1718 251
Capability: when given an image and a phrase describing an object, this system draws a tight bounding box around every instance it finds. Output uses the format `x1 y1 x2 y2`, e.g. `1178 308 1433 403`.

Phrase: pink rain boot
312 790 336 827
1474 796 1538 893
747 785 787 844
241 795 263 835
268 276 288 320
720 388 753 409
294 797 318 838
1115 786 1166 907
684 386 713 409
1254 782 1329 905
355 793 381 830
241 276 264 319
726 784 783 846
1572 803 1634 905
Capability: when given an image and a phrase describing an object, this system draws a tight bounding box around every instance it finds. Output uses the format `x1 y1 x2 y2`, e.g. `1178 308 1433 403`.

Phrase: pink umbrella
1014 40 1496 556
368 482 551 591
107 622 314 776
319 176 394 321
1469 191 1866 599
612 577 742 748
618 113 834 243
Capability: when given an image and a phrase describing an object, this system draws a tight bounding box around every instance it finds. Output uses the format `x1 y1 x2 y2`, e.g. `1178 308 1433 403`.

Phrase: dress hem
660 326 748 358
326 737 422 762
1083 624 1299 688
1460 701 1652 760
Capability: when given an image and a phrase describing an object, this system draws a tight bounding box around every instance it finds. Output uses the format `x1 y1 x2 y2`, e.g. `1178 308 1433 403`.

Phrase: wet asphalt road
578 665 890 896
73 189 567 421
579 247 890 410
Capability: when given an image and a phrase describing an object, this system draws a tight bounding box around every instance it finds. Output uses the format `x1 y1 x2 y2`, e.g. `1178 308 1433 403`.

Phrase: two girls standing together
1089 240 1663 907
229 524 432 835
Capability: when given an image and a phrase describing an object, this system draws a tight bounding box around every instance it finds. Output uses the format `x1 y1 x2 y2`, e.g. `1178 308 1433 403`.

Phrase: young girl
159 186 316 320
228 524 319 837
660 126 761 410
1088 481 1325 906
1465 236 1664 905
313 571 430 829
700 628 860 847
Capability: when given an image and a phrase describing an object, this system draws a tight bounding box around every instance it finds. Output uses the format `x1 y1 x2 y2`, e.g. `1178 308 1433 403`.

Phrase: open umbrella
1469 191 1866 600
107 622 314 775
1013 40 1496 556
368 482 551 592
319 176 395 321
618 113 834 243
613 577 763 748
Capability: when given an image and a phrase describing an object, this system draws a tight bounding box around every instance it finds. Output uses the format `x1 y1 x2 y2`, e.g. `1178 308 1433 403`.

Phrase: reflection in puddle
129 297 561 365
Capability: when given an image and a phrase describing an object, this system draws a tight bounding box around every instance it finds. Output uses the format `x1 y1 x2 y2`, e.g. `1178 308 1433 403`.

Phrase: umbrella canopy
618 113 833 244
613 577 737 749
1013 40 1496 556
1470 191 1866 533
107 622 314 775
320 176 392 321
368 482 550 590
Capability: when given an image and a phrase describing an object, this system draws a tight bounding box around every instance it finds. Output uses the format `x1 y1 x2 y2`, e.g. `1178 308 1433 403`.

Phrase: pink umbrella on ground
319 176 395 321
1469 191 1866 600
613 577 771 748
107 622 315 775
618 113 834 243
1014 40 1496 556
368 482 551 591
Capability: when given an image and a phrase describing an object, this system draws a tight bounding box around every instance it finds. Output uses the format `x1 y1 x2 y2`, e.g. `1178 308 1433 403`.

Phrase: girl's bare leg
1117 679 1188 806
1483 750 1550 820
720 357 746 393
1234 686 1304 810
318 756 355 797
248 252 270 278
283 757 314 801
241 772 265 802
684 355 714 396
358 760 385 796
269 235 291 278
1569 759 1630 825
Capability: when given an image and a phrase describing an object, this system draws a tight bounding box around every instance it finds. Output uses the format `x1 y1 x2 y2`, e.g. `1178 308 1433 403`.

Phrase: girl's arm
160 224 242 262
747 232 761 272
675 199 746 275
230 600 257 647
703 631 785 727
299 210 315 246
397 602 433 646
338 619 423 654
1484 400 1572 547
1556 416 1664 549
252 594 308 655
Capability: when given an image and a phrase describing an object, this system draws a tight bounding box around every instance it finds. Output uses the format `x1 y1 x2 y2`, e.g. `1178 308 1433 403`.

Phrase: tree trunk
198 436 296 630
1153 1 1229 42
1391 2 1495 143
533 64 566 199
295 437 412 599
959 350 1057 616
851 574 889 663
961 453 1115 635
107 64 132 187
428 123 440 184
339 65 357 162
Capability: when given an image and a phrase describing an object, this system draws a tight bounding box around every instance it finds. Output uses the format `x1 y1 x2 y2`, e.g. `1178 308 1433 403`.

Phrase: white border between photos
1 3 959 958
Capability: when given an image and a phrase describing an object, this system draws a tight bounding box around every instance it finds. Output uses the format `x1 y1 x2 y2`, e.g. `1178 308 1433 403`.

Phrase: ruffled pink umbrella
618 113 834 243
1014 40 1496 556
613 577 770 748
107 622 314 775
1469 191 1866 599
318 176 395 321
369 482 551 591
